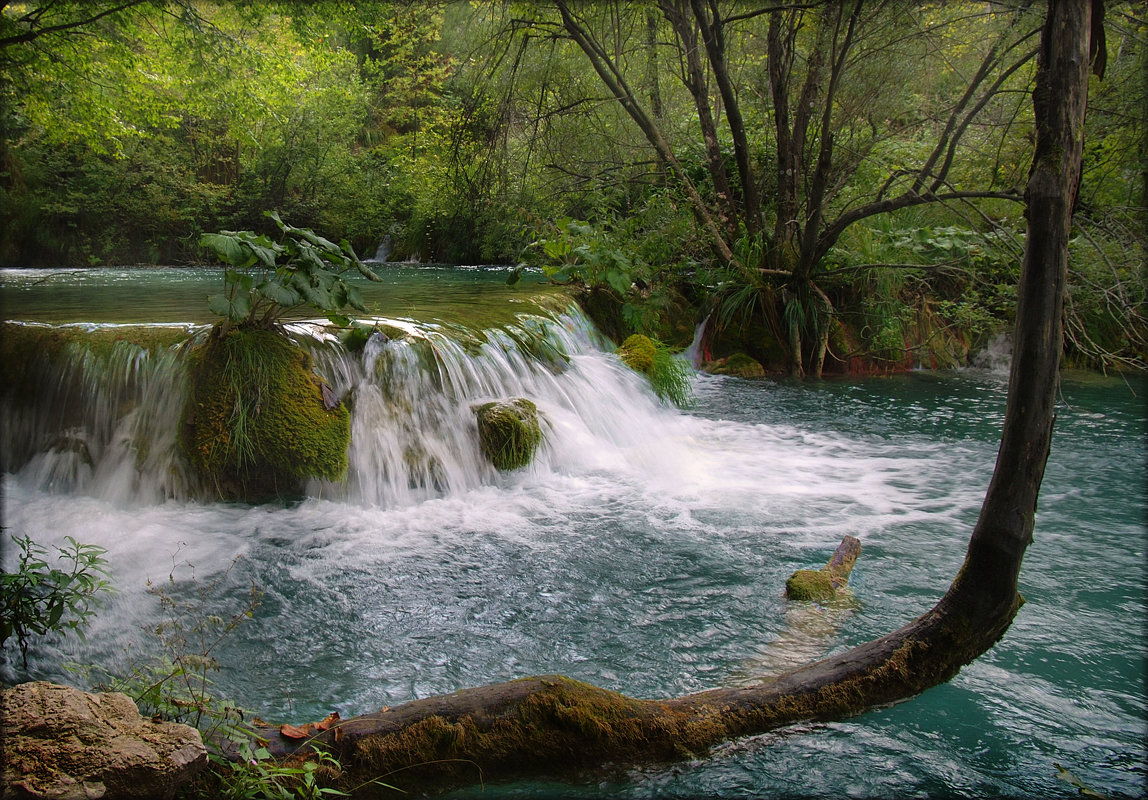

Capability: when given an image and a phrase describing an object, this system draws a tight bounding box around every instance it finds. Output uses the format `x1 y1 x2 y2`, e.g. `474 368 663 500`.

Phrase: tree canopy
1 1 1144 370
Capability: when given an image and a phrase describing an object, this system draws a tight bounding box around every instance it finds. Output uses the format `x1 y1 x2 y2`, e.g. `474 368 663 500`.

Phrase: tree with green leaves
536 1 1049 376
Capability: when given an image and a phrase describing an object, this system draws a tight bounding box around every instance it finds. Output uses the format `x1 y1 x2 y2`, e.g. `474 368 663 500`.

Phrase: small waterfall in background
969 331 1012 373
366 234 391 263
0 307 687 509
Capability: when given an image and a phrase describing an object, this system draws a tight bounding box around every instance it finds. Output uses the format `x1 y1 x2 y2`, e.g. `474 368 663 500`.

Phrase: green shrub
1 535 113 670
199 211 382 332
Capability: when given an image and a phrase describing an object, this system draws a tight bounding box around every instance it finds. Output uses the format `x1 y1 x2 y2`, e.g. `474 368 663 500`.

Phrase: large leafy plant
529 217 641 296
199 211 382 331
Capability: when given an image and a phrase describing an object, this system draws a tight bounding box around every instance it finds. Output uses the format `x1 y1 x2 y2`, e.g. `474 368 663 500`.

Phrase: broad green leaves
199 211 381 329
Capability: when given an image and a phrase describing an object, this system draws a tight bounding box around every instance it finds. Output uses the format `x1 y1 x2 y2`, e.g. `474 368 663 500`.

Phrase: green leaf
208 293 252 322
355 259 383 282
199 233 255 268
605 269 631 295
345 283 367 312
257 280 301 308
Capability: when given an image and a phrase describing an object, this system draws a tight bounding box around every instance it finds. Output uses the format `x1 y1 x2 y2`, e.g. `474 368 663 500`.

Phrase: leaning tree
243 1 1102 794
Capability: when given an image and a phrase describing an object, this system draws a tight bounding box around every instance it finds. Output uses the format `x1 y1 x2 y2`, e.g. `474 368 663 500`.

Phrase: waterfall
1 309 688 508
969 332 1012 374
366 235 392 263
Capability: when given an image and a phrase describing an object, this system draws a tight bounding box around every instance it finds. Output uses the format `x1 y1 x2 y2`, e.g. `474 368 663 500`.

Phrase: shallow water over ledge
1 268 1145 799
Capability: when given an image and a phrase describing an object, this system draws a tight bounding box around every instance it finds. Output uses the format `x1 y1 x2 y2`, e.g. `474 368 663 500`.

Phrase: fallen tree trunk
244 2 1096 794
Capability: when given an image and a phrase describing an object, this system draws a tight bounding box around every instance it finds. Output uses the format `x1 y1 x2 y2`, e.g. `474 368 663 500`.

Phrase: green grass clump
617 333 693 408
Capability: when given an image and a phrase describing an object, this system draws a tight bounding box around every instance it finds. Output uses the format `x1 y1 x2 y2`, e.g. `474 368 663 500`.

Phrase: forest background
1 0 1144 375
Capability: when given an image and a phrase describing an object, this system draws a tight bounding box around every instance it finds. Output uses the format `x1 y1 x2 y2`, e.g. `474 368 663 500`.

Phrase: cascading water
2 308 684 509
2 281 1144 799
1 324 197 504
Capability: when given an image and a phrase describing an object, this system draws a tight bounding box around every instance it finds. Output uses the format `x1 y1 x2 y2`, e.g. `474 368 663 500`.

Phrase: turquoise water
1 268 1145 799
0 264 561 326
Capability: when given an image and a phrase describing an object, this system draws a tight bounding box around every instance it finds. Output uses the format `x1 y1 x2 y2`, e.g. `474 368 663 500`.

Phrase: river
1 266 1144 799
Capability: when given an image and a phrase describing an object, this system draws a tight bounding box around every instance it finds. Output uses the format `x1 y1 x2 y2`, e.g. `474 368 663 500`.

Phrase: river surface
1 267 1145 799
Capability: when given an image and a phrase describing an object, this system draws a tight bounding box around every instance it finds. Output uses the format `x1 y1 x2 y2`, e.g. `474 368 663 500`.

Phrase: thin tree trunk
691 0 760 229
659 0 737 227
554 1 738 266
248 5 1095 793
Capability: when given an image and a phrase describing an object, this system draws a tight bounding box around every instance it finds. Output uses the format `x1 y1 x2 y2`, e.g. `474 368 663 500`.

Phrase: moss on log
785 536 861 601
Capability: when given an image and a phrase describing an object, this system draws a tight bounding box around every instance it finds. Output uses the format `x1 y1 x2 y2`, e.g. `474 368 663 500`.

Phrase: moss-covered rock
474 398 542 471
784 569 836 602
705 352 766 378
182 326 349 501
617 334 657 375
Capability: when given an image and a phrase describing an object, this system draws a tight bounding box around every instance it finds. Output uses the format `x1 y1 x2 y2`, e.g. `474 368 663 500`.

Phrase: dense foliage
1 1 1143 371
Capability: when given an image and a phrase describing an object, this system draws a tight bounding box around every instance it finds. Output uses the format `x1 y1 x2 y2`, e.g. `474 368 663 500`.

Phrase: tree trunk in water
247 3 1095 794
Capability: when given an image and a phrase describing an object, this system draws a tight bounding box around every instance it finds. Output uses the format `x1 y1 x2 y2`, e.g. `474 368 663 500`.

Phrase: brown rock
1 681 207 800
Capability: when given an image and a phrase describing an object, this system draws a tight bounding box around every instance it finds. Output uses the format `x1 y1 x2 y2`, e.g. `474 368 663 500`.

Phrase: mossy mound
617 333 694 407
474 398 542 471
617 334 657 374
705 352 766 378
182 326 349 501
784 569 836 601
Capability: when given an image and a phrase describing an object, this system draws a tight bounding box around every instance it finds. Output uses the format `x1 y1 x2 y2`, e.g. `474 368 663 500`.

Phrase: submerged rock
704 352 766 378
182 326 350 501
1 681 207 800
474 398 543 471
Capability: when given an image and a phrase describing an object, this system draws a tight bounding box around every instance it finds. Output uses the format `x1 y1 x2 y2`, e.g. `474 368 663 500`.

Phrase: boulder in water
474 398 542 471
704 352 766 378
1 681 207 800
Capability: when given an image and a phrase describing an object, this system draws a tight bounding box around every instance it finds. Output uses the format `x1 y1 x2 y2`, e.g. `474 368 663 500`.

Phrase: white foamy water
3 304 1144 800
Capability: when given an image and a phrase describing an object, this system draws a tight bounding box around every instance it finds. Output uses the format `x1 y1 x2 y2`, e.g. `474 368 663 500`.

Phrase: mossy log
785 535 862 601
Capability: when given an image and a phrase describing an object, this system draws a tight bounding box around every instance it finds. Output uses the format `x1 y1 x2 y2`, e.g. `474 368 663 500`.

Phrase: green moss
474 398 542 471
182 326 349 501
707 352 766 378
784 569 836 601
342 677 730 794
617 334 656 374
617 334 694 407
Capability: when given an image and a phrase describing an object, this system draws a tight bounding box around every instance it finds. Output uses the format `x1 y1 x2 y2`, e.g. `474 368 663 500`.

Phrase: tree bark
246 3 1095 794
553 1 738 266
